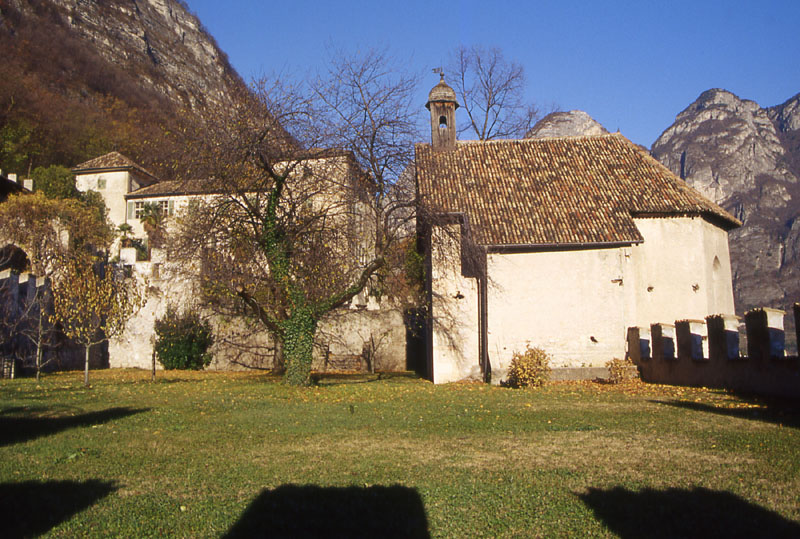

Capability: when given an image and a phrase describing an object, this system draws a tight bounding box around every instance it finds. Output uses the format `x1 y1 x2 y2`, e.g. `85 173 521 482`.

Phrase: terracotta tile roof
126 178 221 199
415 133 740 247
72 152 160 183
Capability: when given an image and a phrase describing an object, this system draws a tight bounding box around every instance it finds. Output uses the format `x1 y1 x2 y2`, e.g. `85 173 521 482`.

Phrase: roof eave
486 239 642 253
631 210 741 230
72 165 160 185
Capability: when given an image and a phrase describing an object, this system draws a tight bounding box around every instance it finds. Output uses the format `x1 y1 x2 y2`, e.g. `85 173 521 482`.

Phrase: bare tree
448 45 545 140
0 273 57 380
172 50 421 386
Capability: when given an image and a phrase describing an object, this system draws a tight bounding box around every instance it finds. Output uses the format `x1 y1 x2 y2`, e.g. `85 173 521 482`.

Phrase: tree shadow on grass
652 398 800 429
0 406 149 447
0 479 116 538
580 486 800 538
314 372 422 386
224 484 430 538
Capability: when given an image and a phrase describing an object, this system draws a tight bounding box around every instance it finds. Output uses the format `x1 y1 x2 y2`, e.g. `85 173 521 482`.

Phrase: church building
415 76 741 383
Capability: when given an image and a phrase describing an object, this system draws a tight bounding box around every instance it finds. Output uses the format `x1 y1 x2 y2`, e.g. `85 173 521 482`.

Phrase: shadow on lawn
0 406 148 447
580 486 800 538
224 484 430 538
653 397 800 429
314 372 421 387
0 480 116 538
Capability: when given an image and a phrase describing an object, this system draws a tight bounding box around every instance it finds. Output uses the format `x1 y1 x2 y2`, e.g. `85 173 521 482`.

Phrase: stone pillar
745 308 785 360
639 326 651 361
626 327 651 363
19 273 40 305
651 323 675 361
0 270 20 313
676 319 707 361
707 314 741 361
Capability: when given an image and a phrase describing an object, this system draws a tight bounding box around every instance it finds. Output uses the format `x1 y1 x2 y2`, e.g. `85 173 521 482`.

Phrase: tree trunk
35 342 42 382
35 311 43 382
272 338 286 374
84 344 91 387
282 308 317 386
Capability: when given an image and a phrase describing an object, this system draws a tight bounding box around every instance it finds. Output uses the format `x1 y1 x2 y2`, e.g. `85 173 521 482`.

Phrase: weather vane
432 67 444 80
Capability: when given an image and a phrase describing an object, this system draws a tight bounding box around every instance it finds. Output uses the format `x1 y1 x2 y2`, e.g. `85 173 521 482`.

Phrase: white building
71 151 406 372
416 77 740 383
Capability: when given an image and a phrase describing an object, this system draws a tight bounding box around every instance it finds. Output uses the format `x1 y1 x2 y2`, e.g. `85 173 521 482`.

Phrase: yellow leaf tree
51 261 145 387
0 191 115 379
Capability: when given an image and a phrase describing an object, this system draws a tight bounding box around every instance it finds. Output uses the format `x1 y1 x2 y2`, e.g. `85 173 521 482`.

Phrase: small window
439 115 448 128
97 178 106 189
134 200 173 219
134 201 145 219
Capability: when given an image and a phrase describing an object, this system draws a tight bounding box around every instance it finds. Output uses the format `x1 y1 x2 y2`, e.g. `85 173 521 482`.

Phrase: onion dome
426 73 459 110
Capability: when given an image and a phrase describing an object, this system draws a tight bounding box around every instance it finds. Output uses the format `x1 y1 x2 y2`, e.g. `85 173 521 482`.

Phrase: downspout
478 266 490 383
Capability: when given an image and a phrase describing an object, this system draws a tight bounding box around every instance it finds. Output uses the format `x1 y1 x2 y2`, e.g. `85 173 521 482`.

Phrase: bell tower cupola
426 73 459 150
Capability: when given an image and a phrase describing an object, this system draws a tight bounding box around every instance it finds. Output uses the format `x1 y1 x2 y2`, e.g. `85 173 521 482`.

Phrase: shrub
605 357 638 384
505 346 551 388
154 307 213 370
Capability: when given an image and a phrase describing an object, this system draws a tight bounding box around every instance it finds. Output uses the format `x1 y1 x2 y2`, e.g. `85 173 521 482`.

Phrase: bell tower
426 73 459 150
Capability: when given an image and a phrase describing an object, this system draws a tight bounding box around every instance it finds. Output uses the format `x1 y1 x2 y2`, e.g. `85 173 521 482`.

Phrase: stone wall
0 269 86 377
109 256 409 373
628 305 800 398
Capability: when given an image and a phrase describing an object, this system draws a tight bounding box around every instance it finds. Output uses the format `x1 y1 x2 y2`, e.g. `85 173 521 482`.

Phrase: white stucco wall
628 216 735 326
108 258 407 372
428 215 737 384
429 224 482 383
75 170 131 229
486 247 628 379
125 193 196 239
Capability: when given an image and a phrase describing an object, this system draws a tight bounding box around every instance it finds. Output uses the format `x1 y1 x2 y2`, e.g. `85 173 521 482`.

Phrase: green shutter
168 200 175 216
127 201 134 219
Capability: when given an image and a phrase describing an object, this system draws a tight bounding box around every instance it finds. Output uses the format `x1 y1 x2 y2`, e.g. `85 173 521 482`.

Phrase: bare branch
448 46 543 140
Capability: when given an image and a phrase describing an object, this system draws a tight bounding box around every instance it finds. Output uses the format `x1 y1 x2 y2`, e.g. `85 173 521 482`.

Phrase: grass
1 369 799 537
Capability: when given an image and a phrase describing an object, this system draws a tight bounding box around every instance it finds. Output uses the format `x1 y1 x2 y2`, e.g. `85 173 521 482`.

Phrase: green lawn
1 369 799 537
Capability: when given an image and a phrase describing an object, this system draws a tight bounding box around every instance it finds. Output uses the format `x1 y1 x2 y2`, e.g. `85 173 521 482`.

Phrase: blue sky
186 0 799 147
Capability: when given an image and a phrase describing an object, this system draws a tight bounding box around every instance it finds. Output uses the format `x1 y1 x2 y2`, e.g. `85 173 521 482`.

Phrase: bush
154 307 213 370
605 357 638 384
505 346 551 388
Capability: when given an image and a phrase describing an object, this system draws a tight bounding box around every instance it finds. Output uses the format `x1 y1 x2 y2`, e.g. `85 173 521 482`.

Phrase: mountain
652 89 800 321
526 110 609 139
0 0 247 176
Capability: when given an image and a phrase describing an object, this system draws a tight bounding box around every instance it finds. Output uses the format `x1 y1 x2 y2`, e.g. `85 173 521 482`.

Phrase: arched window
439 115 448 128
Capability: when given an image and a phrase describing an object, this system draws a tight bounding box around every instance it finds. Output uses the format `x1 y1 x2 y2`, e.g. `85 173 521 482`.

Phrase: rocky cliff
0 0 247 173
652 89 800 318
526 110 609 139
2 0 243 108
